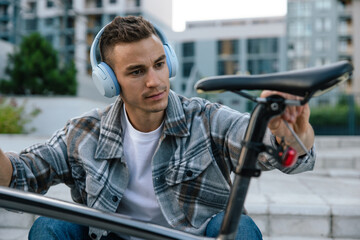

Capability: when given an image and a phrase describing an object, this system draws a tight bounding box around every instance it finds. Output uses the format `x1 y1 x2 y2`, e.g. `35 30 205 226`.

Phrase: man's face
111 34 170 120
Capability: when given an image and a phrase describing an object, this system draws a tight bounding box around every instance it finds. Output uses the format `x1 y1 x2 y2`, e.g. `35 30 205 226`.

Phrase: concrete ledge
315 148 360 170
0 209 34 228
0 229 28 240
245 171 360 239
315 136 360 149
332 206 360 239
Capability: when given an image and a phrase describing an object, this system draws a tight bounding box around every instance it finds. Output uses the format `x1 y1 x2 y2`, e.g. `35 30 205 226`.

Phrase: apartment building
1 0 358 109
0 0 20 43
1 0 174 77
287 0 360 98
171 17 287 111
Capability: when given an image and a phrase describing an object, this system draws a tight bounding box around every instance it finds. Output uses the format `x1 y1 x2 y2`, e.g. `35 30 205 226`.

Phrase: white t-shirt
116 106 169 239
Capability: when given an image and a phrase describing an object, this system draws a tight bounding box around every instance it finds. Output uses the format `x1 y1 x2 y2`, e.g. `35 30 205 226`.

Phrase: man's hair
99 16 158 67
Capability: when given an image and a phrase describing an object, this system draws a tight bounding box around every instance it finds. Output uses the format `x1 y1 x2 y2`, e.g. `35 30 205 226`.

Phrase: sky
172 0 287 32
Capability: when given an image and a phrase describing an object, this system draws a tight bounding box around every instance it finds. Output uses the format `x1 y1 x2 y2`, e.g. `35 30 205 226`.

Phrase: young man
0 16 314 240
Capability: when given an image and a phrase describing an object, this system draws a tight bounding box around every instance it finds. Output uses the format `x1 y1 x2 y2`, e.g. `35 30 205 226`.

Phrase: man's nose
145 68 161 88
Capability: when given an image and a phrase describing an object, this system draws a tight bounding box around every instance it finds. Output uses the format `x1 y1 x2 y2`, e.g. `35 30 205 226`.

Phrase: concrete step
315 136 360 150
246 171 360 239
315 148 360 170
0 229 29 240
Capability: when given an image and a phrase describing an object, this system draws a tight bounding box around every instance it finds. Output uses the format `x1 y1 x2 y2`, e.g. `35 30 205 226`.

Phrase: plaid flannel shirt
6 90 315 239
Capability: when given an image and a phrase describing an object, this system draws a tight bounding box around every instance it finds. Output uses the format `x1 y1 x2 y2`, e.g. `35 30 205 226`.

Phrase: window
315 0 332 10
182 62 194 77
217 60 238 75
182 42 194 57
127 0 141 7
45 35 54 45
315 38 331 52
88 15 102 28
47 0 54 8
218 40 239 56
247 38 278 54
28 2 37 13
45 18 54 26
66 17 75 28
315 57 331 66
66 35 74 45
315 18 332 32
25 19 37 30
247 59 278 75
109 14 117 21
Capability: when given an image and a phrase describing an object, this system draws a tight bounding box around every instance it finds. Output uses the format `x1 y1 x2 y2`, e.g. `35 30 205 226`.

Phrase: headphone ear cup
163 43 178 78
92 62 121 98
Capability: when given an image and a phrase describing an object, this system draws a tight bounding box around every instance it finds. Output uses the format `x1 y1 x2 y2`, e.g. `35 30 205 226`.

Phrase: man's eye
131 69 143 75
155 62 165 68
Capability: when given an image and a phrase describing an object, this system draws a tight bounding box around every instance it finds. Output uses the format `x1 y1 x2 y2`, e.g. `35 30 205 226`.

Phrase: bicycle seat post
217 95 286 240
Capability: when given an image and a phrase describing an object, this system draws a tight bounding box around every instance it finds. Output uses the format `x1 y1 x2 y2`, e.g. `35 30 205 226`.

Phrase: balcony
337 2 352 18
0 0 11 5
0 14 9 22
85 0 102 8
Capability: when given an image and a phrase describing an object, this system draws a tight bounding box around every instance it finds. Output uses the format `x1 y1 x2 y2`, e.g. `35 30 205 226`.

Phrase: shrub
0 97 41 134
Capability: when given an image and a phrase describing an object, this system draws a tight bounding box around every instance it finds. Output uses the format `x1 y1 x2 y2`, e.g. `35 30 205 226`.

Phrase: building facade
287 0 360 100
1 0 359 109
171 17 287 111
0 0 174 77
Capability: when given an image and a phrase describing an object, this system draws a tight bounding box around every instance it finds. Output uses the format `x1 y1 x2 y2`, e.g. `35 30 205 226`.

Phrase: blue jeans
29 212 262 239
205 212 262 240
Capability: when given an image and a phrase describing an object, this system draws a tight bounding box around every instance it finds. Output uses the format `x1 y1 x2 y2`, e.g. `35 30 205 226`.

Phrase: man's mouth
145 89 166 100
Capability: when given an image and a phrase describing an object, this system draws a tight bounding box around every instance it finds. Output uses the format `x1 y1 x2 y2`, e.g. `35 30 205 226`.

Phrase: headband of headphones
90 21 178 98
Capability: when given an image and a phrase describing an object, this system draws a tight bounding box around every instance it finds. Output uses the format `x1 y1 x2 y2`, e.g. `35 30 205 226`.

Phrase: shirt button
90 233 97 239
112 196 118 202
186 170 193 177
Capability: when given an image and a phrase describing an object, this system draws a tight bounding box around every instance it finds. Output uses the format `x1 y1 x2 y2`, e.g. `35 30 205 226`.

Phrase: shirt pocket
165 147 230 228
165 147 213 185
85 175 104 208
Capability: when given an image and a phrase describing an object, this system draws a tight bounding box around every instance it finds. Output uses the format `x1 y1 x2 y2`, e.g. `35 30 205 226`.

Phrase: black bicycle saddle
195 61 353 97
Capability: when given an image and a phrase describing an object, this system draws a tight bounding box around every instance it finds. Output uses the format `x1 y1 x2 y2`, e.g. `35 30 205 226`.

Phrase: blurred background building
286 0 360 104
0 0 359 111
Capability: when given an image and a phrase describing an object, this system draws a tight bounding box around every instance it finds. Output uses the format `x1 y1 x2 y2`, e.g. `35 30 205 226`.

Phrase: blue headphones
90 23 178 98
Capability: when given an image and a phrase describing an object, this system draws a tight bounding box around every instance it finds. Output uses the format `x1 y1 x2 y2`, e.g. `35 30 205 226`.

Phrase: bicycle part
280 146 297 168
283 119 314 162
217 95 287 240
195 61 353 103
0 186 209 240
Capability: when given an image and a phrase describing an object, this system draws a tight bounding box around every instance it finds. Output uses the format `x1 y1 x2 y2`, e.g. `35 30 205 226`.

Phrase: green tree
0 32 77 95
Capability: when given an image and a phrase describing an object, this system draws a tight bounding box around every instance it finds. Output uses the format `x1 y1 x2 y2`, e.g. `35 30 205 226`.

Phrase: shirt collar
94 90 189 160
95 96 124 160
163 90 190 137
